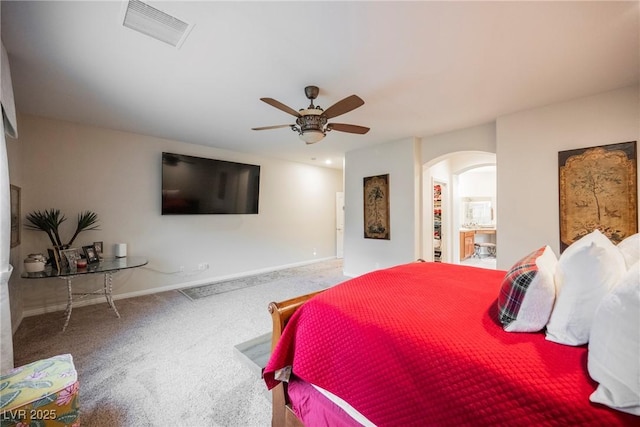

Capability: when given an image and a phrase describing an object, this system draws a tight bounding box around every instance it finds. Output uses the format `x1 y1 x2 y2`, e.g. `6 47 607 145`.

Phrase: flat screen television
162 152 260 215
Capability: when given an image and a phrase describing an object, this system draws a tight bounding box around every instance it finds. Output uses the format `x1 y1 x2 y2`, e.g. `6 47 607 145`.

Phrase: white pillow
617 233 639 269
588 262 640 415
497 245 557 332
545 229 626 346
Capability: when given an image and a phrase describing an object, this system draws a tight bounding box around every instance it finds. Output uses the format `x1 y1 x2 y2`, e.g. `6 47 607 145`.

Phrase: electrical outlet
179 266 185 272
198 263 209 271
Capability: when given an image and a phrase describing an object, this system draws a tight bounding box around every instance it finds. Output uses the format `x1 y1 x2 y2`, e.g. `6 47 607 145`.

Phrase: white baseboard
21 257 338 318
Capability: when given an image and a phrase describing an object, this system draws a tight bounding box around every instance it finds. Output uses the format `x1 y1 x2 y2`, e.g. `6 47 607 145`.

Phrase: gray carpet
11 258 347 426
180 259 345 300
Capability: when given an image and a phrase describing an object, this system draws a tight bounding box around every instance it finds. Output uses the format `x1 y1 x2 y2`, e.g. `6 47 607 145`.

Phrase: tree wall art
363 174 390 240
558 141 637 252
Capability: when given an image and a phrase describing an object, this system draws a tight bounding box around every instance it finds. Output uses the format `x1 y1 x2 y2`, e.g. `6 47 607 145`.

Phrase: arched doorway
422 151 496 267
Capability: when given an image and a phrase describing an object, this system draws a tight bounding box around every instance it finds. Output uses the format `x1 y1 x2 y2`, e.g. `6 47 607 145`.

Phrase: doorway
422 151 497 267
433 181 446 262
457 165 497 269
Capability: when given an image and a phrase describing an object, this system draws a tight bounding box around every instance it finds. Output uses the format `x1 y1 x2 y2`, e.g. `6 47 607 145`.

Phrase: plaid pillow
498 248 543 324
497 246 557 332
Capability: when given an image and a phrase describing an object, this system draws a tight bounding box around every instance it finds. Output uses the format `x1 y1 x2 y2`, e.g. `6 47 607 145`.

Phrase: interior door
336 192 344 258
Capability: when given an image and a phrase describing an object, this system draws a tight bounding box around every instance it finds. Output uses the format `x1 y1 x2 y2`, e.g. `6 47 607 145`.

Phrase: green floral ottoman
0 354 79 426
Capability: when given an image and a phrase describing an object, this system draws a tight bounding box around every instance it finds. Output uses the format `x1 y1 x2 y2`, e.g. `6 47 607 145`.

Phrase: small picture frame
83 245 100 264
47 248 61 271
61 248 82 269
93 241 103 258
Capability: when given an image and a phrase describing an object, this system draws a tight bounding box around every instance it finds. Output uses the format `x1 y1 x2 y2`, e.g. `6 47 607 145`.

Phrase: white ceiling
1 1 638 169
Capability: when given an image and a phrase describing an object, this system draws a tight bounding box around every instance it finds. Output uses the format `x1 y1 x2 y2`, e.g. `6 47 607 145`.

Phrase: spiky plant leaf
67 211 100 246
24 209 66 246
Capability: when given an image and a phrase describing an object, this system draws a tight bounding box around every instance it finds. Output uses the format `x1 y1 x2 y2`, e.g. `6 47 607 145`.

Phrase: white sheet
310 383 377 427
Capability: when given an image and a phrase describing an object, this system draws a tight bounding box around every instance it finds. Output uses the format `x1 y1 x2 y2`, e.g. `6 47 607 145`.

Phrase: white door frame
336 192 344 258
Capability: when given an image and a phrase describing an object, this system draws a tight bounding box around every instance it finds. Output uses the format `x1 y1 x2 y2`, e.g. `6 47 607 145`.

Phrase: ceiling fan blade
322 95 364 119
328 123 370 135
251 124 292 131
260 98 301 117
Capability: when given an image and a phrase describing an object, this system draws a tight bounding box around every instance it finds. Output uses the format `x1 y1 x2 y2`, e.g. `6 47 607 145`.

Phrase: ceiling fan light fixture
299 130 325 144
253 85 368 144
294 113 326 143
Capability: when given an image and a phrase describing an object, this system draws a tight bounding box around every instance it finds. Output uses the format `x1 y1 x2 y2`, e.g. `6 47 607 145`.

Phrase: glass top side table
22 256 148 332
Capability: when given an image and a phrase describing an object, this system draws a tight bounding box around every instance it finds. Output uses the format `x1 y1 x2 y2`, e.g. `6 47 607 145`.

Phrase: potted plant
25 209 100 267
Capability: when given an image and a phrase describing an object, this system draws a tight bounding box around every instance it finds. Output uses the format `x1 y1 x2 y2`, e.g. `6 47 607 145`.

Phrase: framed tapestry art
559 141 637 252
363 174 390 239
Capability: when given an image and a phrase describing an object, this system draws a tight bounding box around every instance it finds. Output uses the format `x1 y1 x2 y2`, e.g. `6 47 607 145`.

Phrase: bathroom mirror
462 198 493 226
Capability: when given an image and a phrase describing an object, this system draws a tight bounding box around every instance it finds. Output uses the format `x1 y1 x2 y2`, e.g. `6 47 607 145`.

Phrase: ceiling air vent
121 0 193 48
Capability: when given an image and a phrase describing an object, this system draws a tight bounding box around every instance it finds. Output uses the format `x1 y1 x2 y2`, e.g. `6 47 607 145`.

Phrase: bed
263 260 638 426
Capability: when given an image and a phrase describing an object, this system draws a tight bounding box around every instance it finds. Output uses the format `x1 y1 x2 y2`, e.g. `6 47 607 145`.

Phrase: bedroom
0 0 638 425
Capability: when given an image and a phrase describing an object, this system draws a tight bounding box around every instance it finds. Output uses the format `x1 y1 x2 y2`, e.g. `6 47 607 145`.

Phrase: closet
433 183 442 262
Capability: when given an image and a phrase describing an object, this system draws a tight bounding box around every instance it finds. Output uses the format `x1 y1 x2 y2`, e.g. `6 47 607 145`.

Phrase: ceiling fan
252 85 370 144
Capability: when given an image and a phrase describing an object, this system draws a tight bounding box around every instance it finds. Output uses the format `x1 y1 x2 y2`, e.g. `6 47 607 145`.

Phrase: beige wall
421 125 497 263
343 137 421 277
421 122 497 166
343 85 638 276
496 84 639 268
9 115 342 316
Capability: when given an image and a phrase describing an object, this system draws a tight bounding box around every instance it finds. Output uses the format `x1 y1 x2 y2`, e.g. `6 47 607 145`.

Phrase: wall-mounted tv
162 152 260 215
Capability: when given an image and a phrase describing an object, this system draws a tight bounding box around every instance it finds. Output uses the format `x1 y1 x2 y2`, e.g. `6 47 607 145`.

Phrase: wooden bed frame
267 290 325 427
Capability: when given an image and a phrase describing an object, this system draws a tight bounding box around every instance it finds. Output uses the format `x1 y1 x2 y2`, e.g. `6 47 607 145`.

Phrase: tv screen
162 152 260 215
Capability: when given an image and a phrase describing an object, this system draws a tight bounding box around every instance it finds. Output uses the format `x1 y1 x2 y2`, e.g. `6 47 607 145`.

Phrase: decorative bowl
24 256 46 273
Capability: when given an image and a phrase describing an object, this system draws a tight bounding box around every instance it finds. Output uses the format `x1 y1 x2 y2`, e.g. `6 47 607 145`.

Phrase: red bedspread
263 262 637 426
